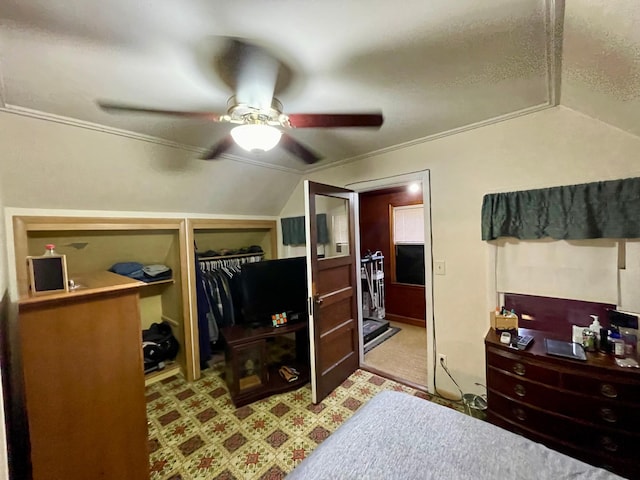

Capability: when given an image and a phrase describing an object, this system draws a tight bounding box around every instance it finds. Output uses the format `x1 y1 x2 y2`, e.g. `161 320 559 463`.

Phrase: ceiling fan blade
97 101 226 121
280 134 321 164
287 113 383 129
215 38 293 110
201 136 235 160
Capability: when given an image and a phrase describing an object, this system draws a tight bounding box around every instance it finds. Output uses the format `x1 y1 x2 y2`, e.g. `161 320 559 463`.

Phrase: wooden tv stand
220 321 310 407
485 328 640 479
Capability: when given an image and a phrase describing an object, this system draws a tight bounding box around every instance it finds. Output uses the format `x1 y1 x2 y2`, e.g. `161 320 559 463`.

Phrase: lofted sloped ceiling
0 0 554 174
562 0 640 138
1 1 637 217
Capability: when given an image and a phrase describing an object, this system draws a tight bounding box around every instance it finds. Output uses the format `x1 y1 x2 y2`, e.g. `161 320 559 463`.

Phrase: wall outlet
438 353 447 368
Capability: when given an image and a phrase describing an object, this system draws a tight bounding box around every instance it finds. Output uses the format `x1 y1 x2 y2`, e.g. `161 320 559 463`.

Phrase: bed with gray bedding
286 390 622 480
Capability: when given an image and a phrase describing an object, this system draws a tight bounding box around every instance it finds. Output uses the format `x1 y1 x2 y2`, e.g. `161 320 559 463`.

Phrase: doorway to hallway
356 182 430 389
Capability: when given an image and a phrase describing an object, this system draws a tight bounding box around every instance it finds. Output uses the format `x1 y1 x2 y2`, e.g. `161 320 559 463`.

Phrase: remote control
515 335 534 350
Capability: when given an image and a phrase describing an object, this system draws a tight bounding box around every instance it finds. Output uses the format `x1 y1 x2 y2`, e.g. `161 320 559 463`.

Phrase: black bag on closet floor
142 321 180 367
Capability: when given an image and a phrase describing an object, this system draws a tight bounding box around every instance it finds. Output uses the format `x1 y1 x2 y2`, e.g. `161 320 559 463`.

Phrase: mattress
286 390 622 480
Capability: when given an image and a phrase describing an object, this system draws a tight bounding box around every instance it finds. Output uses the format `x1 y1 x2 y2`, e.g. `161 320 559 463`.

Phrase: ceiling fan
98 38 383 164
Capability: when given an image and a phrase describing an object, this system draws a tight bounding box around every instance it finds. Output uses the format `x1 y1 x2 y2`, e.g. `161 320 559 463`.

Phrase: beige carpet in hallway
363 321 428 386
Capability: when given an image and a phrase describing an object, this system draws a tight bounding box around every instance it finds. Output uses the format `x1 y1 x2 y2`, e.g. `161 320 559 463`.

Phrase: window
332 213 349 254
392 205 425 285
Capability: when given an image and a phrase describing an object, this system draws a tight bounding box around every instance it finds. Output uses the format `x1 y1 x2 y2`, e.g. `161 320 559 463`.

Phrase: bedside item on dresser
510 334 534 350
615 357 639 368
500 332 511 344
572 325 587 343
490 308 518 332
608 310 639 358
544 338 587 361
581 329 597 352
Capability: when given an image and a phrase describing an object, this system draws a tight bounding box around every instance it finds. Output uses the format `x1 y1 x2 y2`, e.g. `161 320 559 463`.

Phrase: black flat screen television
240 257 308 327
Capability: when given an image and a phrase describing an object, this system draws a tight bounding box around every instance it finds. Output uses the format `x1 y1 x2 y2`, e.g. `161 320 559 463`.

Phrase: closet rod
197 252 265 262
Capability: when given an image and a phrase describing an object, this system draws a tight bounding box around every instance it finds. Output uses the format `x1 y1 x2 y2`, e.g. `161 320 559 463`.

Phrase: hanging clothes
194 250 212 369
195 251 264 348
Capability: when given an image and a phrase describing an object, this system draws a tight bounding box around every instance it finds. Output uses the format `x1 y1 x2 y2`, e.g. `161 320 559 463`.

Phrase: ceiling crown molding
0 104 304 174
0 60 6 108
546 0 565 106
306 102 554 174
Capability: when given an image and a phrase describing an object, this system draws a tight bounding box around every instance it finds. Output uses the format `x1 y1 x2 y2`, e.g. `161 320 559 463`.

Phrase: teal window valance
281 214 329 245
481 177 640 241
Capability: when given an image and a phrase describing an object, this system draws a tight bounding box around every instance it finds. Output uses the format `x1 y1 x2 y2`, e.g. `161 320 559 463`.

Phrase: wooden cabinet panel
221 322 310 407
19 284 149 480
12 215 195 383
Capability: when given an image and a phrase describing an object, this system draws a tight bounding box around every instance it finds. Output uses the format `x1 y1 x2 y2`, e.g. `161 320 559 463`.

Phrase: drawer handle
512 363 526 376
600 383 618 399
514 384 526 397
600 436 619 453
513 407 527 422
599 407 618 424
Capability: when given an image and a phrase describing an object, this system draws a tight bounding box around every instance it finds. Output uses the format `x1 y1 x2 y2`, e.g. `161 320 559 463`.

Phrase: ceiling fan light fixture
230 124 282 152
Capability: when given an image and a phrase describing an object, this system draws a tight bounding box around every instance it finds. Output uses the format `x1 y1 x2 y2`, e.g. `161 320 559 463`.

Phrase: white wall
0 111 301 217
279 106 640 393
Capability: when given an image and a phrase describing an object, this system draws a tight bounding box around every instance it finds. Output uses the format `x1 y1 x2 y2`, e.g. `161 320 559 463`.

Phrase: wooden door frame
345 170 435 393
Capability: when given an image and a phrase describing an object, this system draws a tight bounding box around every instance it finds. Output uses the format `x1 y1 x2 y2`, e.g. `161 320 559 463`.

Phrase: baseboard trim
385 313 425 328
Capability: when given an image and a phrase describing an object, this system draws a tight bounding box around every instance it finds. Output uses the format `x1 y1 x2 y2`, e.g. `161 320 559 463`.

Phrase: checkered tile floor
146 364 463 479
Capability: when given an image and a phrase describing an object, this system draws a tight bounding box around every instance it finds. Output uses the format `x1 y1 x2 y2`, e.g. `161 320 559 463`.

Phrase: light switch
434 261 446 275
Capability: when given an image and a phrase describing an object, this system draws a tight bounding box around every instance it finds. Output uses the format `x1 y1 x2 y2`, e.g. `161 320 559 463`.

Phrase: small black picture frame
27 255 69 296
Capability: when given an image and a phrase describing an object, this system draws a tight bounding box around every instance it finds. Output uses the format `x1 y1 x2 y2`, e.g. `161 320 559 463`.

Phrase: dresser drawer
579 429 640 460
489 393 640 460
488 392 560 436
489 368 640 432
562 372 640 404
562 418 640 461
487 348 560 385
487 368 565 412
559 393 640 432
488 411 639 480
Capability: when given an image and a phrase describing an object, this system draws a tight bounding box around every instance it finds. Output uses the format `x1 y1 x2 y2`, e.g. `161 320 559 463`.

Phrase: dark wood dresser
485 328 640 479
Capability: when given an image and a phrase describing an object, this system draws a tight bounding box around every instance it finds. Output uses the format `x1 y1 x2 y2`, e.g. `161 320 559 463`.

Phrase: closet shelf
144 363 180 386
108 273 174 287
140 278 174 287
197 252 264 262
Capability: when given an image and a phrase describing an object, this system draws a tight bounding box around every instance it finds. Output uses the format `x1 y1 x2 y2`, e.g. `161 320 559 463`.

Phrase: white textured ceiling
562 0 640 138
2 1 636 175
0 0 553 172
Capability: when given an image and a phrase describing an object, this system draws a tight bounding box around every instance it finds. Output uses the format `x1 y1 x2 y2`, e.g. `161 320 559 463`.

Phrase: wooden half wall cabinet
11 215 277 479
